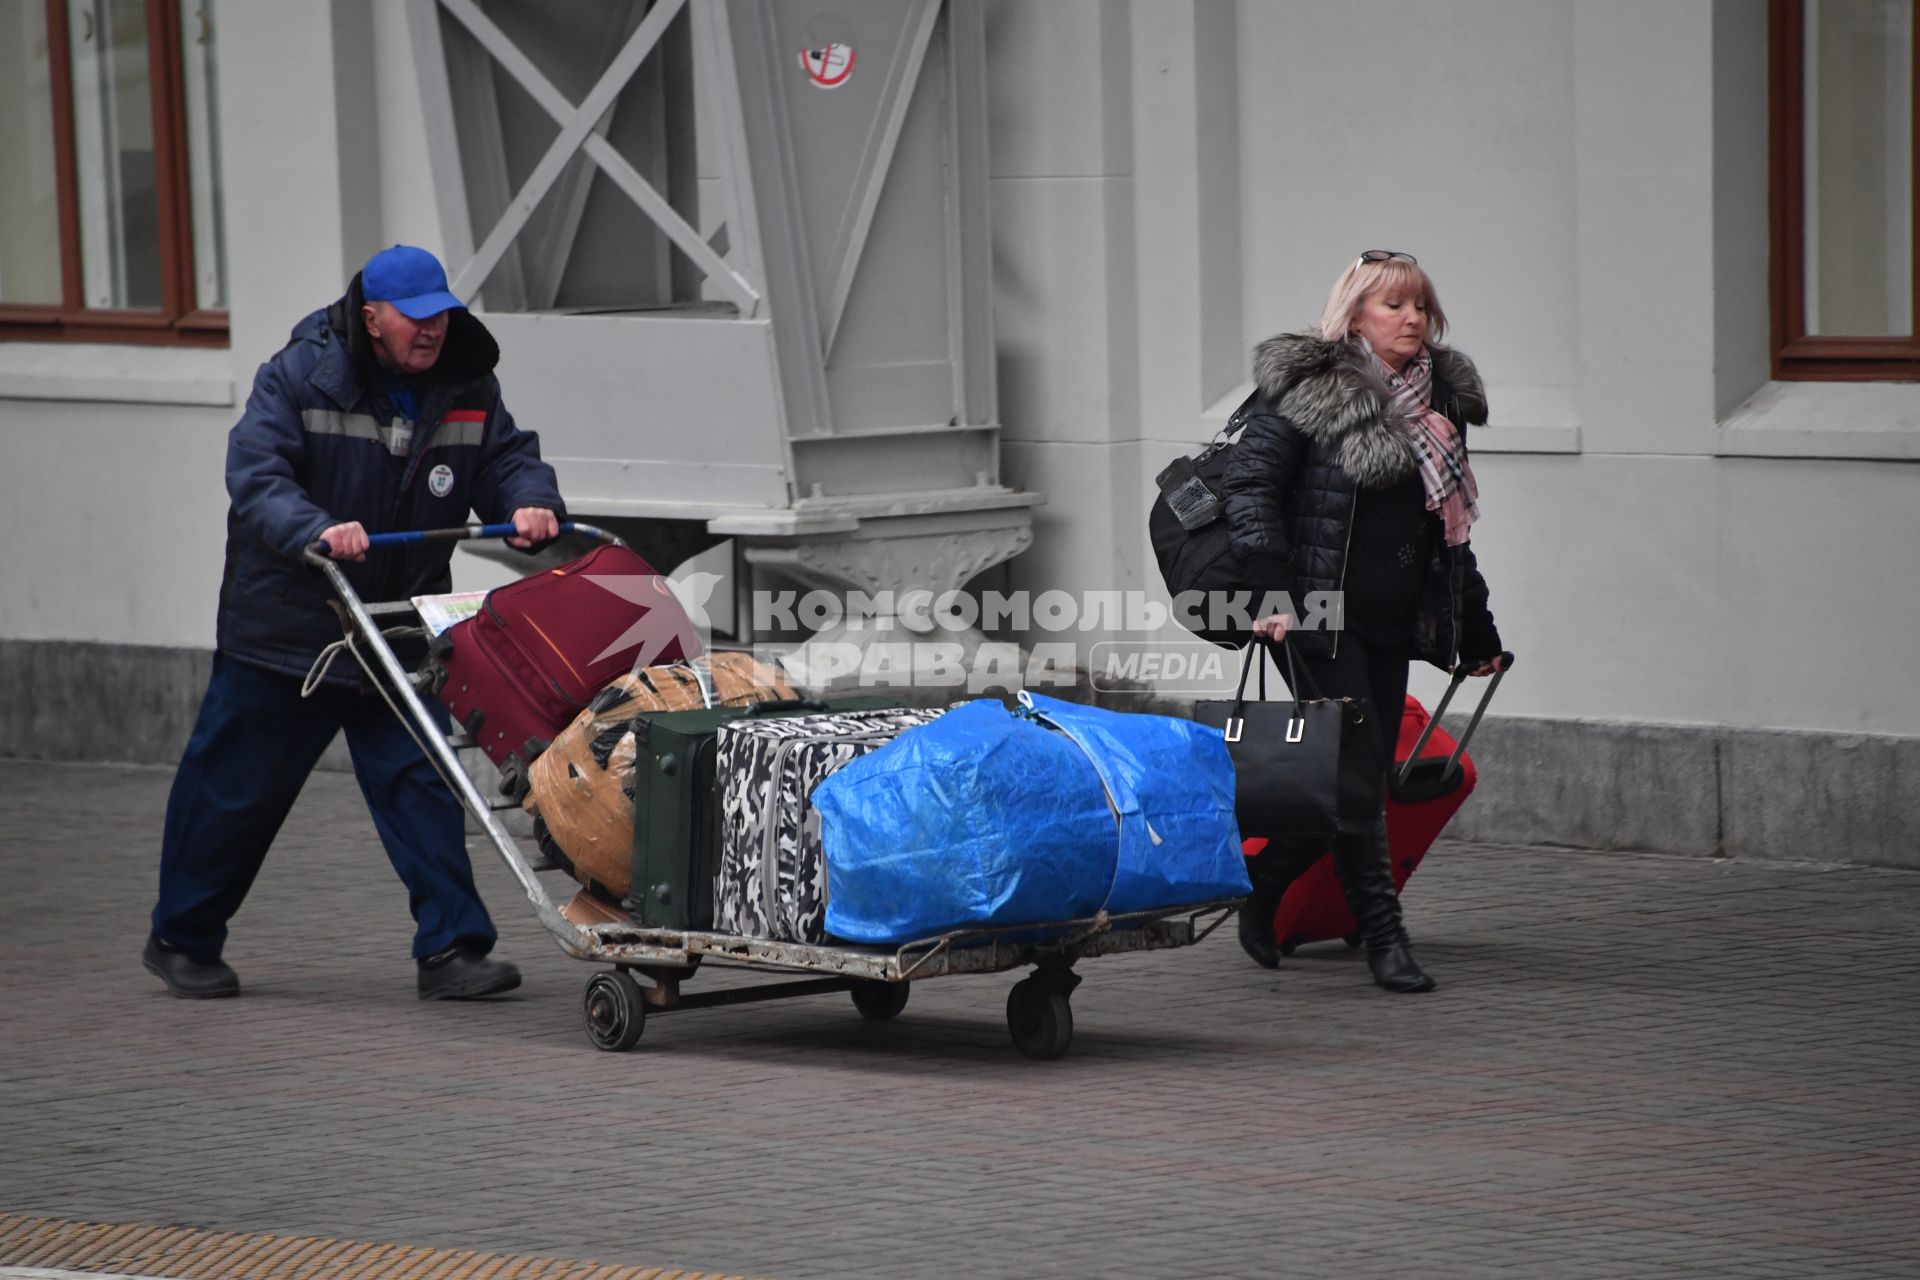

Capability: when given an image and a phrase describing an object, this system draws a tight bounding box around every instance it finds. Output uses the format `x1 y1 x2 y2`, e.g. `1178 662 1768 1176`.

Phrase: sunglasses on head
1359 249 1418 265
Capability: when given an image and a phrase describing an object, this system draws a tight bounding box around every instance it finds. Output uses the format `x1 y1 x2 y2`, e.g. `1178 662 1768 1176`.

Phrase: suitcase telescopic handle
305 521 622 561
1397 651 1516 788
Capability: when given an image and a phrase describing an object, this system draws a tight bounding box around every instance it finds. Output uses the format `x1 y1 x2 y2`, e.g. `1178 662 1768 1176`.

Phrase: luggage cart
305 524 1239 1060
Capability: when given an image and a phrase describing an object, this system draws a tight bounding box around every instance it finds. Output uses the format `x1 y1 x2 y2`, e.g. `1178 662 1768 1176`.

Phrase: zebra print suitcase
714 707 944 942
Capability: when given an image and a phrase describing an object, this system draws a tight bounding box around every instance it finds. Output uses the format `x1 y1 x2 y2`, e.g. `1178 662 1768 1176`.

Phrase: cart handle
303 521 622 562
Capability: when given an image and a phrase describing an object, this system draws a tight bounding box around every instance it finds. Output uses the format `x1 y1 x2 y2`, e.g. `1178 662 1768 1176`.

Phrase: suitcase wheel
498 756 527 801
1279 940 1297 957
1344 934 1362 949
583 969 646 1052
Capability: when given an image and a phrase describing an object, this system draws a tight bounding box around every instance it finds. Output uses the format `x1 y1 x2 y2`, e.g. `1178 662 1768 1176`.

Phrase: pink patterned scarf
1366 342 1478 546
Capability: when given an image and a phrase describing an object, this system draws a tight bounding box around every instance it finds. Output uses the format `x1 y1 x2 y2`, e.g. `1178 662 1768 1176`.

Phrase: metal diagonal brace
817 0 941 355
440 0 759 314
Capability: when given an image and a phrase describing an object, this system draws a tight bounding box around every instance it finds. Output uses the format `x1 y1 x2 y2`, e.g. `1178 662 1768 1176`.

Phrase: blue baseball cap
361 245 464 320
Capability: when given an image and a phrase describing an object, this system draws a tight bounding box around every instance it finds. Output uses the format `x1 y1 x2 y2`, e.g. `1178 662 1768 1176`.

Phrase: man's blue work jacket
219 273 565 687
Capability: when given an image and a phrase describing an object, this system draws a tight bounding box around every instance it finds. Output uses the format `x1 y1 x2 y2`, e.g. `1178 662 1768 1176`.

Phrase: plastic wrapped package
811 693 1247 944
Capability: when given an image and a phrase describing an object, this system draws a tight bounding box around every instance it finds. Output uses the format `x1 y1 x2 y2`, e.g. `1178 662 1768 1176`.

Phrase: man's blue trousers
152 653 497 964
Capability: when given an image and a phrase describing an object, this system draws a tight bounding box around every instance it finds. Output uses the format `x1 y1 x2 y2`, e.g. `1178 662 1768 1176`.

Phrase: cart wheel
1343 934 1363 950
850 979 910 1022
583 969 646 1052
1006 979 1073 1061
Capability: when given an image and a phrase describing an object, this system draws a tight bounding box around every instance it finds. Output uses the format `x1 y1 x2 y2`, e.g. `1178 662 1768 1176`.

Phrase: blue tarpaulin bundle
812 692 1248 944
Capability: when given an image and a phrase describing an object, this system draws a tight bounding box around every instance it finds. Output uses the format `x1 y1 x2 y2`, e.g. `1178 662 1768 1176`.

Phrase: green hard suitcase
626 698 889 931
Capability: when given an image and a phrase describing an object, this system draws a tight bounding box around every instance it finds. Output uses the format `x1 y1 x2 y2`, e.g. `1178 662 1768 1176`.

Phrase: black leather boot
1330 824 1435 993
1237 838 1330 970
1365 934 1434 993
1236 876 1286 969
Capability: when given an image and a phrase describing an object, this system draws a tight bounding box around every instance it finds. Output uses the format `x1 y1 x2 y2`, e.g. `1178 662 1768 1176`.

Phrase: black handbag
1192 640 1384 838
1147 392 1261 615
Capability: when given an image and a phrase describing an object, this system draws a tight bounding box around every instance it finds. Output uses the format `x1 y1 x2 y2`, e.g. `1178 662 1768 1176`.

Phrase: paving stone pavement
2 758 1917 1280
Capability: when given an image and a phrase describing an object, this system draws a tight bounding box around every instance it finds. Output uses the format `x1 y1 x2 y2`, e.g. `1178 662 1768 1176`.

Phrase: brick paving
1 758 1917 1279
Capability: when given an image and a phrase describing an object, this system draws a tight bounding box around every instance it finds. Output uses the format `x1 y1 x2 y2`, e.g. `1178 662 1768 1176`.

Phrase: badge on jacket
428 463 454 498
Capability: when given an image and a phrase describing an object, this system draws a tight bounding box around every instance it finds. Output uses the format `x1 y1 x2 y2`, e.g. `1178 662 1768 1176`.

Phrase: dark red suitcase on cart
432 543 699 795
1241 660 1507 954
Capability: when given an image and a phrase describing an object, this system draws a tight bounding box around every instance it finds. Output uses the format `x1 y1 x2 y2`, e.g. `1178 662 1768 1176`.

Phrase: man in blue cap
145 245 564 1001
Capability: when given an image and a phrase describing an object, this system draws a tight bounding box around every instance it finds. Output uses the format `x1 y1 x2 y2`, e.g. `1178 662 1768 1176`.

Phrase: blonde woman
1221 251 1507 993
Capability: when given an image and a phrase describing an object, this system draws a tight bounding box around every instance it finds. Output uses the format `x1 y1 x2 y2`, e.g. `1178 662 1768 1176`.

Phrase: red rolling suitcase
1242 660 1507 954
431 543 699 795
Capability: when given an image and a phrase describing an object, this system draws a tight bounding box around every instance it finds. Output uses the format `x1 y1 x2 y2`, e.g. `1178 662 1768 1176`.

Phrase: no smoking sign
799 41 854 88
798 14 856 88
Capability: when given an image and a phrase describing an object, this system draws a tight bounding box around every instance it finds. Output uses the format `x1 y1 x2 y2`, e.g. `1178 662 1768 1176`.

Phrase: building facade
1 1 1914 864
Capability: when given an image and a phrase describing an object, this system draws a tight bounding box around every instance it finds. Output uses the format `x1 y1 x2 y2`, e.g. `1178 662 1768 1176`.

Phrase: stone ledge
1716 379 1920 461
0 341 236 406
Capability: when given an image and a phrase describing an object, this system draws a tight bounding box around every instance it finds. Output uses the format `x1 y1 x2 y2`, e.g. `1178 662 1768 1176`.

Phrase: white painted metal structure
401 0 1036 571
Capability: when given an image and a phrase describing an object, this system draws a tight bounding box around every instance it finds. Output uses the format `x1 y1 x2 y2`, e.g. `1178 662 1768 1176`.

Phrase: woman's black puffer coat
1221 332 1501 669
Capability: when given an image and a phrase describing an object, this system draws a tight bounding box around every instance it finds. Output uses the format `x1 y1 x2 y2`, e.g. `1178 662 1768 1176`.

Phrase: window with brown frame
1771 0 1919 380
0 0 225 346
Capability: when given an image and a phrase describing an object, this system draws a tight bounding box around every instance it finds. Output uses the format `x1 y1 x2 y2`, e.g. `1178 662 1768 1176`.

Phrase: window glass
180 0 224 311
1803 0 1914 337
0 2 62 305
68 0 163 311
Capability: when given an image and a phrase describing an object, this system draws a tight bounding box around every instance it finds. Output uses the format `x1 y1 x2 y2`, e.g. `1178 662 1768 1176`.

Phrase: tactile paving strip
0 1213 758 1280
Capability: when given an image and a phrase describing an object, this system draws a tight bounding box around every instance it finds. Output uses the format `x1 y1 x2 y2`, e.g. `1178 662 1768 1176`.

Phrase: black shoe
417 942 521 1000
143 933 239 999
1367 938 1436 993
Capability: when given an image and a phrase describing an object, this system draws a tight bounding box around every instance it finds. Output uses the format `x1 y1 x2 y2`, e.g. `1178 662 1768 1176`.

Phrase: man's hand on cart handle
508 507 560 549
317 521 369 562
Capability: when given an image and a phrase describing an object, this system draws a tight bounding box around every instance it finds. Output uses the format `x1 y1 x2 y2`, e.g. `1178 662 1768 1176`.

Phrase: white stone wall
990 0 1919 737
0 0 1915 739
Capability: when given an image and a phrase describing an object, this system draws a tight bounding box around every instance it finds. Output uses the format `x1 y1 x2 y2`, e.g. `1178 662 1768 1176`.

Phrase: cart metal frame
305 523 1239 1058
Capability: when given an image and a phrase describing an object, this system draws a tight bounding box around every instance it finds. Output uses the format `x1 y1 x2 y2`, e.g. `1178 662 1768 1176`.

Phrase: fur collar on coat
1251 332 1488 488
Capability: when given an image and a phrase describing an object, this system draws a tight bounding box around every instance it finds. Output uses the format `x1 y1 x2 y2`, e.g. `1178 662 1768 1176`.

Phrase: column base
742 509 1034 690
